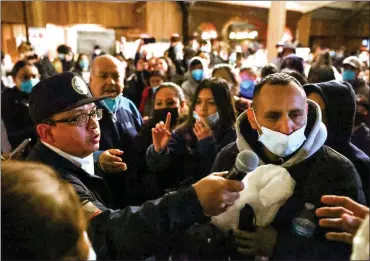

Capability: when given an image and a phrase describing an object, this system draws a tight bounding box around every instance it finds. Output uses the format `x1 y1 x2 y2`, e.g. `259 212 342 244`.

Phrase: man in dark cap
342 56 369 98
26 71 244 260
271 42 296 69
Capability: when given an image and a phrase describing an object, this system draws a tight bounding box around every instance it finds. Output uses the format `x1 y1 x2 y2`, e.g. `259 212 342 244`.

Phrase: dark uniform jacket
26 141 207 260
179 101 366 260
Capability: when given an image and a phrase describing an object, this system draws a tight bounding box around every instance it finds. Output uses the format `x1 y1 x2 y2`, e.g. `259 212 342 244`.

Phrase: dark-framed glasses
44 108 103 127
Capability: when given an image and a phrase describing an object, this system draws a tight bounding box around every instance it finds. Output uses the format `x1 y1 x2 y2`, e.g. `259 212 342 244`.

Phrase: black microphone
224 150 259 181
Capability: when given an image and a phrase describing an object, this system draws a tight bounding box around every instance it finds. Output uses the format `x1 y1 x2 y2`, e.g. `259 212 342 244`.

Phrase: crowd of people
1 34 370 260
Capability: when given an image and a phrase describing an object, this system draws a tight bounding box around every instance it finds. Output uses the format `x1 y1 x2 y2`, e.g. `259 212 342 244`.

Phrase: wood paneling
297 12 312 47
146 2 182 40
2 1 136 28
1 2 25 24
1 23 26 60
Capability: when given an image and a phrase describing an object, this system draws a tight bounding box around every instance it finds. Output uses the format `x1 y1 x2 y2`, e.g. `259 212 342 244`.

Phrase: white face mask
252 109 307 157
84 231 97 260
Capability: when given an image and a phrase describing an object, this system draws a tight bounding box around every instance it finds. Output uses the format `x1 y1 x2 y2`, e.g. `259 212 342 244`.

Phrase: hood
304 80 355 149
235 100 327 168
187 56 209 81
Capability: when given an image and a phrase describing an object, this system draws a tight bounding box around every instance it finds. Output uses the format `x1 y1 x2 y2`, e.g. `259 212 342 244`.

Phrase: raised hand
99 149 127 173
315 195 370 244
152 112 172 153
193 119 213 141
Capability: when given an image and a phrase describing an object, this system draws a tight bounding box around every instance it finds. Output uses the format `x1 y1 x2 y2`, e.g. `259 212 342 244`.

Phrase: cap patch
72 76 88 95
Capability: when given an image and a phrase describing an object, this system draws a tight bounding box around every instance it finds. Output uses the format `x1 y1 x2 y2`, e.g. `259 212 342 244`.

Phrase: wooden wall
1 1 136 28
297 13 312 47
146 2 182 40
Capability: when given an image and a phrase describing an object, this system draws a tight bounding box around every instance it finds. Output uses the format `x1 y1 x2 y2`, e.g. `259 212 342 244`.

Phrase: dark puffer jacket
304 81 370 204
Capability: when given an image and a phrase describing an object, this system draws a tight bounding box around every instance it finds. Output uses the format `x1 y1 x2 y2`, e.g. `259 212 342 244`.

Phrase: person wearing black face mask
132 83 188 200
352 95 370 157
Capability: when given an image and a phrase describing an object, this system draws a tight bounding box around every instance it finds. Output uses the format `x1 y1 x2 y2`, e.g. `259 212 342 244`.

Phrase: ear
246 108 258 131
305 102 309 114
36 124 55 144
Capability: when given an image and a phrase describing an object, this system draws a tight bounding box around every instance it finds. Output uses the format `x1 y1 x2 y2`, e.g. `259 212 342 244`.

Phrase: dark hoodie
304 81 370 204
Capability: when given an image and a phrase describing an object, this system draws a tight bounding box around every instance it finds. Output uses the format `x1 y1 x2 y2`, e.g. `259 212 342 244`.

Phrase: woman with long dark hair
146 77 237 191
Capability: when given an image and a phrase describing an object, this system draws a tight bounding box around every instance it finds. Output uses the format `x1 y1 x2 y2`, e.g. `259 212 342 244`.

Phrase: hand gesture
99 149 127 173
192 172 244 217
233 226 278 257
193 119 213 141
152 112 172 153
315 195 370 244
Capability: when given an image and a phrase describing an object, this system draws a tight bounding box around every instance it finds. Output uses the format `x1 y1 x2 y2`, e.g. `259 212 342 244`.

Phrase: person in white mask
2 161 96 260
205 73 366 260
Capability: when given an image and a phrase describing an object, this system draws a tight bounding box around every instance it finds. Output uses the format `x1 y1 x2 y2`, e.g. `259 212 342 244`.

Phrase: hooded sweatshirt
210 100 365 260
304 81 370 204
181 56 209 102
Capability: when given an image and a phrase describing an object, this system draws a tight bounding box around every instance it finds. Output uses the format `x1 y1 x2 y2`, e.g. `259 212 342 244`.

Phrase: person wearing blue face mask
89 54 143 208
181 56 209 104
146 78 237 192
139 70 166 120
342 56 369 98
72 54 90 82
239 65 258 99
1 60 39 151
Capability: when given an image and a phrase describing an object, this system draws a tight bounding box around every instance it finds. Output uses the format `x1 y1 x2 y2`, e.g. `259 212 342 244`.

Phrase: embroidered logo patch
71 76 88 95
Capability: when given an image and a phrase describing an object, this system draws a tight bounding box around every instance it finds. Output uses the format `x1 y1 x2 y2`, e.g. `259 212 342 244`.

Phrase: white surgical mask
252 109 306 157
84 231 97 260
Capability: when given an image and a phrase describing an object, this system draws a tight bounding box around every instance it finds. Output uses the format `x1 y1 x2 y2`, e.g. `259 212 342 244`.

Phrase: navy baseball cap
29 72 111 124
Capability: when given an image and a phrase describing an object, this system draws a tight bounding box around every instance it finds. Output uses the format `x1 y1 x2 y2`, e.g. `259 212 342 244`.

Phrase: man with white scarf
185 73 366 260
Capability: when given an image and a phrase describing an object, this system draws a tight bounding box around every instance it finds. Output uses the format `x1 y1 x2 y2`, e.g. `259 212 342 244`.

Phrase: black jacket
304 81 370 204
1 87 37 150
26 141 207 260
352 123 370 157
146 123 236 191
181 101 366 260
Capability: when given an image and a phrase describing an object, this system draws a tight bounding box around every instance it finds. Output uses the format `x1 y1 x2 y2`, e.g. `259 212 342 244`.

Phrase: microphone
224 150 259 181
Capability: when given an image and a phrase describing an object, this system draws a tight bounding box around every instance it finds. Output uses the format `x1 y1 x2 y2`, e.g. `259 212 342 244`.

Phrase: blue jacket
95 96 142 154
146 123 236 190
93 96 143 207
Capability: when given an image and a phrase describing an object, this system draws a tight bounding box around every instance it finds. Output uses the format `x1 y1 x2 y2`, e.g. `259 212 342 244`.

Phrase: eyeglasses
44 108 103 127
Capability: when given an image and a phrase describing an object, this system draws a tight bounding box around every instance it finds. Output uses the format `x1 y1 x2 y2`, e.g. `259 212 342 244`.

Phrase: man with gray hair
89 54 143 207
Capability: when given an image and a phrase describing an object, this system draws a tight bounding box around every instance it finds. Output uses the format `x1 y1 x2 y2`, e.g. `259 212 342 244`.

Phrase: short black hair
252 72 303 106
11 60 34 78
57 44 71 54
149 70 166 80
261 63 278 78
190 59 202 69
281 69 308 86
